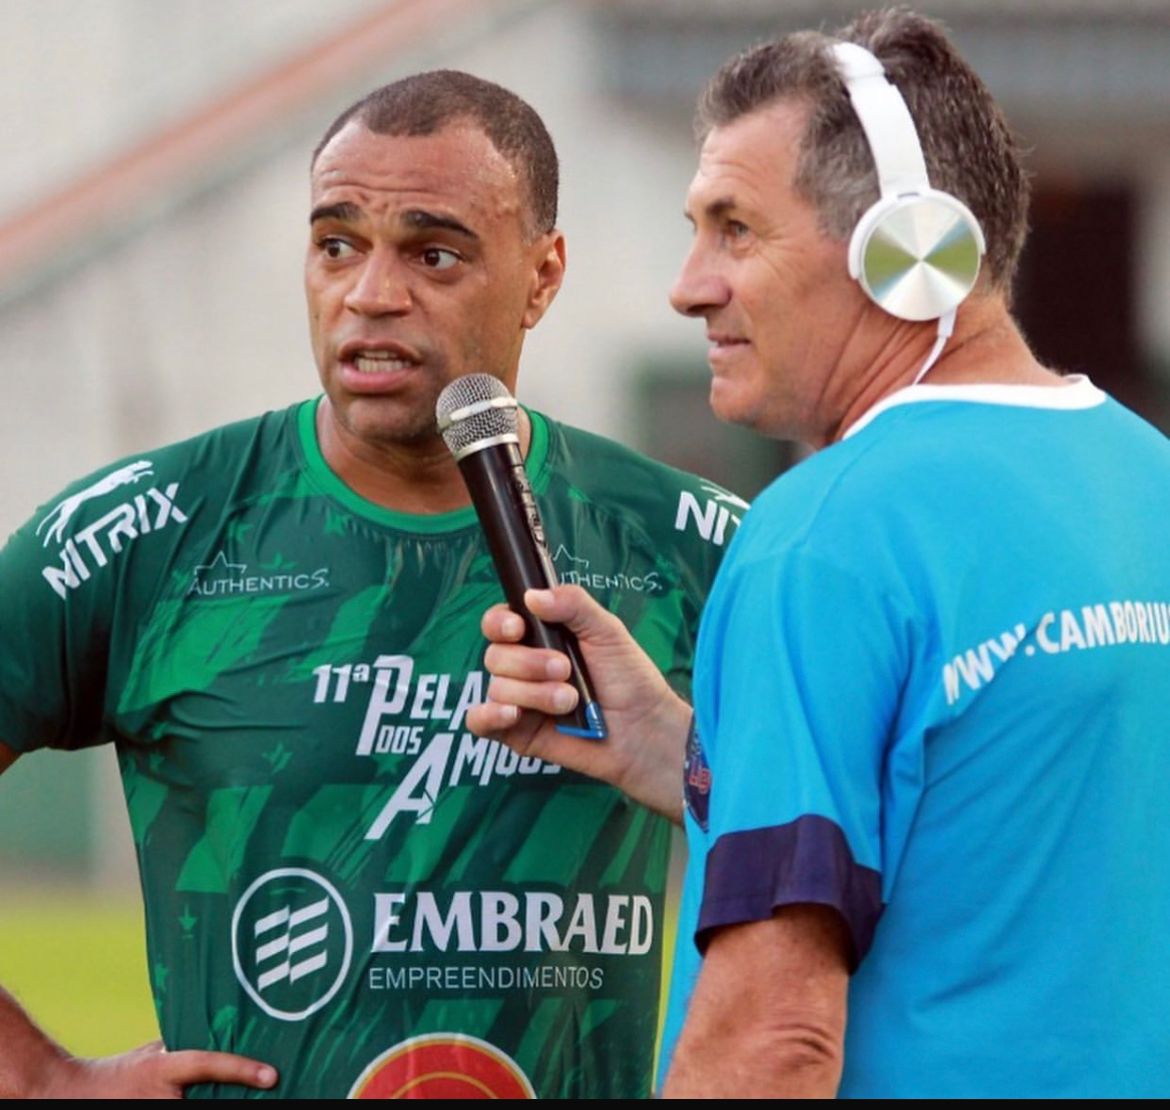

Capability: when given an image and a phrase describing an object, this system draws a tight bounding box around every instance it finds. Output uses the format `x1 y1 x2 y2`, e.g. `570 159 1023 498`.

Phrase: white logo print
37 460 154 545
549 544 664 595
188 550 331 598
232 868 353 1022
253 897 331 991
674 483 749 547
700 482 751 511
37 458 190 600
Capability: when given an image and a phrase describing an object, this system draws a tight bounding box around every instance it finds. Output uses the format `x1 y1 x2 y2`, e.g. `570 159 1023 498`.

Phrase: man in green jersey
0 71 742 1098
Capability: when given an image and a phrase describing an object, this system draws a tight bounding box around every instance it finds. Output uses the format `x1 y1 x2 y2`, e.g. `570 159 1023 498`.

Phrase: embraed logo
231 867 353 1021
348 1034 535 1099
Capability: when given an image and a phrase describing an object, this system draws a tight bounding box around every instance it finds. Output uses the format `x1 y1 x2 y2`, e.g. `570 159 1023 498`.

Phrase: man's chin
708 380 755 429
333 395 443 451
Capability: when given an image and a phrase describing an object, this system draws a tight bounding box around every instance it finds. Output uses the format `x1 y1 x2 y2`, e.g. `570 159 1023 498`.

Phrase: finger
157 1050 278 1091
487 674 580 717
483 642 571 682
465 699 521 738
523 584 593 623
481 603 527 643
525 585 624 642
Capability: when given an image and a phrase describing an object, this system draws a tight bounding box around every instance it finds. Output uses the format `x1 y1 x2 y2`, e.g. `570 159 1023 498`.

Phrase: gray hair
696 7 1029 292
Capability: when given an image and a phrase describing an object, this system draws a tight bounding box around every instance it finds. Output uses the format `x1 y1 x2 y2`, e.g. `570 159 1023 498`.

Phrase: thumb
155 1049 278 1091
524 584 616 640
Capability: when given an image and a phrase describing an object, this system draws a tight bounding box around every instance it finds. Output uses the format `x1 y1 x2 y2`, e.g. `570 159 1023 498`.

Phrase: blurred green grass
0 891 159 1056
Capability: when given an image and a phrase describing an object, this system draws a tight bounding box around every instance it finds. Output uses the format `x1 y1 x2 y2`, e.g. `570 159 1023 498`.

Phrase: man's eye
320 238 356 260
420 247 459 270
726 220 750 240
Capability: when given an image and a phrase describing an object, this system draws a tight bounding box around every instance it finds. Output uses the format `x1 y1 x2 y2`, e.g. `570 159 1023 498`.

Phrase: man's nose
669 242 730 318
344 250 411 316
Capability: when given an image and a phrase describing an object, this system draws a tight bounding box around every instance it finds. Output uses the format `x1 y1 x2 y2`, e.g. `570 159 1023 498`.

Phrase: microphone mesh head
435 374 519 457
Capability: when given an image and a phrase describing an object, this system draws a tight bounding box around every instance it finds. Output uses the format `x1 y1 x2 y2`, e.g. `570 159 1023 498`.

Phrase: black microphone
436 374 607 740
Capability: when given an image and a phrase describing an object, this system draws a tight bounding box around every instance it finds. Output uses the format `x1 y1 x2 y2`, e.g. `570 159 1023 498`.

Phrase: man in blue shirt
470 7 1170 1098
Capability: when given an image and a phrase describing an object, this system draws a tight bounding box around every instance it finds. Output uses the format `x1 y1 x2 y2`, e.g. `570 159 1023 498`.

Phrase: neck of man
827 292 1064 445
316 399 533 515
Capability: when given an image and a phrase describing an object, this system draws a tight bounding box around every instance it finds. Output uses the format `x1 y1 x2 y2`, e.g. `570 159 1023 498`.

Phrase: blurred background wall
2 0 1169 1043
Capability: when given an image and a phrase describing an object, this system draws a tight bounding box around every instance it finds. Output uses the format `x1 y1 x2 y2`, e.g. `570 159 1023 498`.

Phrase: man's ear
522 230 566 330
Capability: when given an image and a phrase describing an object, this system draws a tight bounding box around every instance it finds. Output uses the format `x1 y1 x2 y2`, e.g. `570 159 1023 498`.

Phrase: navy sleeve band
696 813 884 970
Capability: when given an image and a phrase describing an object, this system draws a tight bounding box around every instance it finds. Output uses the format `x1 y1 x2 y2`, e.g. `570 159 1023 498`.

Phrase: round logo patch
683 716 711 832
348 1034 536 1099
231 867 353 1022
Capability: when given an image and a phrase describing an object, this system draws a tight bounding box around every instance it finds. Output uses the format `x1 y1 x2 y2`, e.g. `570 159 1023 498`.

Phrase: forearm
0 984 279 1097
662 1012 843 1098
612 692 692 825
0 745 81 1096
0 985 75 1098
661 907 849 1099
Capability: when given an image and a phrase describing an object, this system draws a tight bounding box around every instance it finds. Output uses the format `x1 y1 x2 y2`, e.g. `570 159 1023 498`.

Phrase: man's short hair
313 70 558 238
696 7 1030 293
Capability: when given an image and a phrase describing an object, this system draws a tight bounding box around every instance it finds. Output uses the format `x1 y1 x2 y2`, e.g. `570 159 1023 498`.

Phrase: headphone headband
831 42 929 197
828 41 985 324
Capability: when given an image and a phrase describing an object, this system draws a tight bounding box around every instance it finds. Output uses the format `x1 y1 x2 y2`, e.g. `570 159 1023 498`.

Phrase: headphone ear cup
850 190 986 321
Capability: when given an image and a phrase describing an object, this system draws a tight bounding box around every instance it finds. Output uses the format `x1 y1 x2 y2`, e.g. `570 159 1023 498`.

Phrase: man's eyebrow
704 196 737 221
401 209 479 241
309 201 362 225
308 203 480 241
682 195 737 227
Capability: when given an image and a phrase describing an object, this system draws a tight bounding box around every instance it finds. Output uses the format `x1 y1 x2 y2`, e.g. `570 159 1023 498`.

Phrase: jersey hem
697 815 883 971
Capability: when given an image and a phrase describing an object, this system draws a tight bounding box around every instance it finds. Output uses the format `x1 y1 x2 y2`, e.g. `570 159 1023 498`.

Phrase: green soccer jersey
0 399 745 1099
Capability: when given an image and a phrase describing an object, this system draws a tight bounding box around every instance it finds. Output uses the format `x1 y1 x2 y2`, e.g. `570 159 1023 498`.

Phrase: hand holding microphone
436 374 607 740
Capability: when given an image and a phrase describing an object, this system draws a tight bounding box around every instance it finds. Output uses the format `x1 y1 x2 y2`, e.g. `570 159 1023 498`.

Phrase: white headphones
831 42 985 325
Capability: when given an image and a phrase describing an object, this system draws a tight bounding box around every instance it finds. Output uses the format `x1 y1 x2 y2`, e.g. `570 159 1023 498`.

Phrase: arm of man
0 741 278 1099
661 904 850 1099
466 585 692 823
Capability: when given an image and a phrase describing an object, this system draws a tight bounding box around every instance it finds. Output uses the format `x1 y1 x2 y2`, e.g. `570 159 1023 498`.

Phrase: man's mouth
352 350 419 373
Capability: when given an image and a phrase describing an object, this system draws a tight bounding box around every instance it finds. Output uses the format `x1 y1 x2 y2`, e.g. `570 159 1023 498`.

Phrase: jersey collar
296 397 551 533
842 374 1107 441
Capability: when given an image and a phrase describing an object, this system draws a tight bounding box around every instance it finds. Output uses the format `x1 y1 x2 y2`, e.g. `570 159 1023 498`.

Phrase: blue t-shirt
661 378 1170 1097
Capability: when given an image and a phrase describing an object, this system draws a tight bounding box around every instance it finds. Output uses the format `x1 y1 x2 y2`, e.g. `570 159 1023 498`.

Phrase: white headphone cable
911 308 955 386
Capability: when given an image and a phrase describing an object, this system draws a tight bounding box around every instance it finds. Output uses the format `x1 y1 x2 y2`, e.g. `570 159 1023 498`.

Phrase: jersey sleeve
0 506 108 752
693 540 912 968
645 474 749 701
